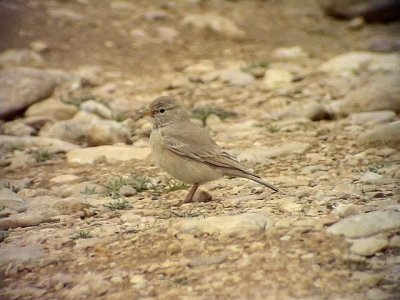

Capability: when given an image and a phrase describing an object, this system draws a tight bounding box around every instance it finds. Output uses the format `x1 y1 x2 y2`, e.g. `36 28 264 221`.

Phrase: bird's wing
162 123 255 175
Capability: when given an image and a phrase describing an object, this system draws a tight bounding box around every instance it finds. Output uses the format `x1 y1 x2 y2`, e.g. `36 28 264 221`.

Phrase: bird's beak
141 109 153 118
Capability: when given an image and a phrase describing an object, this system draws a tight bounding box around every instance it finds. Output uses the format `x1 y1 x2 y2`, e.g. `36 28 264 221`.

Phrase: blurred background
0 0 399 72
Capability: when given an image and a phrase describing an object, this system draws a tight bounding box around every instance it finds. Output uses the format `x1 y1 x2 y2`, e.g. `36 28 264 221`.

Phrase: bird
145 95 278 203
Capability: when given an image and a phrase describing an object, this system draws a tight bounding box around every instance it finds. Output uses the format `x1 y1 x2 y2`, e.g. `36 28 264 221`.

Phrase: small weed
0 205 4 212
267 123 280 133
103 177 125 199
241 61 269 77
242 61 269 70
103 175 189 199
5 143 24 152
368 165 380 173
191 107 236 126
160 205 205 219
1 182 19 193
81 186 97 195
127 176 153 192
103 198 132 211
103 175 154 198
353 161 397 174
174 276 188 285
32 150 53 162
164 179 189 193
61 96 94 107
72 230 93 240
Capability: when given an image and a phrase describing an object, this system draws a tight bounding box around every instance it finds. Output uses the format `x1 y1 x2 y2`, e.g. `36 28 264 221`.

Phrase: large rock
320 52 400 74
357 121 400 146
27 197 92 218
1 120 35 136
237 142 311 163
66 145 151 164
86 120 131 146
39 111 104 144
0 189 26 213
262 69 293 90
350 110 396 125
0 49 44 68
4 151 36 170
174 212 272 236
275 102 334 121
39 119 89 144
327 211 400 238
25 98 78 121
0 68 59 119
0 214 44 230
272 46 309 61
350 236 388 256
359 171 385 184
182 13 245 39
0 245 43 265
335 74 400 115
0 135 80 153
219 69 255 86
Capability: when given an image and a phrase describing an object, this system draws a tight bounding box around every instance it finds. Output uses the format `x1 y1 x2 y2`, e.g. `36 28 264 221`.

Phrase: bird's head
145 96 189 128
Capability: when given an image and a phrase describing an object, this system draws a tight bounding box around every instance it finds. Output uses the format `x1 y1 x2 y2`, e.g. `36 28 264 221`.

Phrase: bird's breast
149 129 222 184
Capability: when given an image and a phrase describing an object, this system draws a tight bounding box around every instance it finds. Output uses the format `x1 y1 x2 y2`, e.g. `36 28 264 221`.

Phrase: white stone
50 174 80 184
0 189 26 212
219 69 255 86
366 288 390 300
327 211 400 238
262 69 293 90
0 214 44 230
110 1 136 10
0 49 44 67
174 212 272 236
280 202 303 213
2 120 35 136
182 13 245 39
332 182 362 197
30 40 49 53
389 235 400 247
66 146 151 164
129 274 147 288
237 142 310 163
0 135 80 153
86 120 131 146
350 111 396 125
350 236 388 256
320 52 400 74
0 245 43 264
351 272 383 287
272 46 308 60
335 74 400 115
360 172 384 184
156 26 178 43
80 100 113 119
358 121 400 146
333 203 362 218
25 98 78 121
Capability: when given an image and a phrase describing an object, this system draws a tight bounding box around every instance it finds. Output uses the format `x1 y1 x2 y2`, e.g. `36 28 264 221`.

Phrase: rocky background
0 0 399 299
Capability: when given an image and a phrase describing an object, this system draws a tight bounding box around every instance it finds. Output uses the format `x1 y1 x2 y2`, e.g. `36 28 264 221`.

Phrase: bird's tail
224 169 278 192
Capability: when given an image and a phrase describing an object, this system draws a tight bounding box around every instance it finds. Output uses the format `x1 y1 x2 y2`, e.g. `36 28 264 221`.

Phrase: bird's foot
180 190 212 205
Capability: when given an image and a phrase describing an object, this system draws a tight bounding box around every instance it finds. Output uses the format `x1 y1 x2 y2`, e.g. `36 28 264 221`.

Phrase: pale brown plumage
148 96 278 203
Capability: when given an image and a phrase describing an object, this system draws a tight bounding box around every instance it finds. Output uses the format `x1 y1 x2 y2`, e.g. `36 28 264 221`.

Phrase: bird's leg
183 183 199 203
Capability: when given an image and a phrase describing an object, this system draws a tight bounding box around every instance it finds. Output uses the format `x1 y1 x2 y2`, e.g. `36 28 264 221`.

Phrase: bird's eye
159 108 165 113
